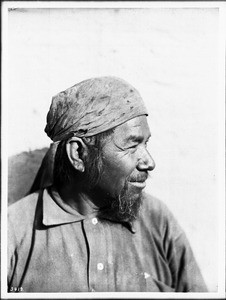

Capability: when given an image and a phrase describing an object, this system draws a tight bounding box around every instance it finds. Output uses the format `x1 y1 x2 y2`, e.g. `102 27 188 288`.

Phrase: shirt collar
43 187 85 226
42 187 136 233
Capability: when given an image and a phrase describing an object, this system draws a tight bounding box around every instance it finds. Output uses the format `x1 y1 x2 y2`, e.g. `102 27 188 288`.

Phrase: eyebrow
126 133 151 143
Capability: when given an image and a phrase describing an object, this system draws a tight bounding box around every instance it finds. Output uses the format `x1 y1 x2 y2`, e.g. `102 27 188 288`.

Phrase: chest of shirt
15 217 173 292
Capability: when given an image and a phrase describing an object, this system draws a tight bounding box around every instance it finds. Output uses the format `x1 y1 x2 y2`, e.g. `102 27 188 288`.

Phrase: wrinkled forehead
113 115 151 143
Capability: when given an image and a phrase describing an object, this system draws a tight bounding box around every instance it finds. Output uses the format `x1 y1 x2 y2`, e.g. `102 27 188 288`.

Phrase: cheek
101 154 136 191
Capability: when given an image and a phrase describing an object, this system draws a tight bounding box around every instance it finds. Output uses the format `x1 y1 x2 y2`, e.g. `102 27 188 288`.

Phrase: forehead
113 115 151 142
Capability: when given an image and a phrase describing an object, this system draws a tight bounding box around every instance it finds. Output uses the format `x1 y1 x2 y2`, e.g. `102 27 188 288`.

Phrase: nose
137 150 155 171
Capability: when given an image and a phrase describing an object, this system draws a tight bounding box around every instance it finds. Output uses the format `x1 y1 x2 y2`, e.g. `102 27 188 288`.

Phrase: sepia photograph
1 1 225 299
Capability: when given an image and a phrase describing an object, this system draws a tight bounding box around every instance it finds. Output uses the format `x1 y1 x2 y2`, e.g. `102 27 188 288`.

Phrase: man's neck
57 183 100 216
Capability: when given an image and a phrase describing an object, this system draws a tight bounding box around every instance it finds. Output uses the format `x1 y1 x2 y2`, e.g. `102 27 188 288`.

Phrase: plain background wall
5 7 222 292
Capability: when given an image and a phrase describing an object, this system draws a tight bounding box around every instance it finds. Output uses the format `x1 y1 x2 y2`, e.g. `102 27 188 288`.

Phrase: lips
129 181 146 189
128 175 148 189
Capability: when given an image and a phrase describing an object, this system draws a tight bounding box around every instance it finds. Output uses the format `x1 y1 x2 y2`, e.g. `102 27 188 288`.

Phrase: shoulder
8 191 42 242
8 191 40 222
141 192 173 221
140 192 184 239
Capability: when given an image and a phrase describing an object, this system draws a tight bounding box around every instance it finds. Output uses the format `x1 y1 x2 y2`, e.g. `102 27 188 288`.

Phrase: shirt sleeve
161 204 208 292
7 194 38 291
8 213 18 289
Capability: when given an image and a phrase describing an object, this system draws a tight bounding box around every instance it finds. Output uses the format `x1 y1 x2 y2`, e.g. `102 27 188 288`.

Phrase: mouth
128 181 146 189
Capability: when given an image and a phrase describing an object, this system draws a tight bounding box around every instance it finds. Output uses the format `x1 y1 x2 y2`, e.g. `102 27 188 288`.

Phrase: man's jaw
96 180 144 223
89 172 148 223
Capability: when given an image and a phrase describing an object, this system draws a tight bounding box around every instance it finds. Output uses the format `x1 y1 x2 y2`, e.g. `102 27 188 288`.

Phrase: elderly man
8 77 207 293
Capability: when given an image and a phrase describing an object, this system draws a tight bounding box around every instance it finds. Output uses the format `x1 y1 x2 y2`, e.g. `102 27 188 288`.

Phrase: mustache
128 172 149 183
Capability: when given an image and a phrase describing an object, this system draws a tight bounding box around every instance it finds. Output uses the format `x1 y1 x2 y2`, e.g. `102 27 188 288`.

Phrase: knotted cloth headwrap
29 76 148 193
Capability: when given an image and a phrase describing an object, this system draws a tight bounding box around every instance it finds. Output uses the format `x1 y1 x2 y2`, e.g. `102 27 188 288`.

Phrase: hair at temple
53 128 114 188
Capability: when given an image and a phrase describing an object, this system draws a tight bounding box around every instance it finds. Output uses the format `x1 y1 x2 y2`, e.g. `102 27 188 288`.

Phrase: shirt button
92 217 98 225
97 263 104 270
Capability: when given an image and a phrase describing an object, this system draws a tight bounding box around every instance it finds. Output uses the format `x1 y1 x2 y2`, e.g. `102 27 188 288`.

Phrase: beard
54 139 143 223
99 181 143 223
82 150 143 223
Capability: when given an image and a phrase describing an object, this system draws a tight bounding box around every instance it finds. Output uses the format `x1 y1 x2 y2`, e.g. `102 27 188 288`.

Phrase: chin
128 187 143 198
97 187 143 223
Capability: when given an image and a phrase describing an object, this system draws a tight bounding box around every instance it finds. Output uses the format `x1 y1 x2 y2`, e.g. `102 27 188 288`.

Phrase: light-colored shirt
8 187 207 292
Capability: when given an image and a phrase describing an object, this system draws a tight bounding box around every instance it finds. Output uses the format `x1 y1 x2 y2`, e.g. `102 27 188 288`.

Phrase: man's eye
129 144 138 149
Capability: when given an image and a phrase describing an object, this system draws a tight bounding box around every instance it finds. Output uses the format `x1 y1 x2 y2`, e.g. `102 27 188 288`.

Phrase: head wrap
29 76 148 193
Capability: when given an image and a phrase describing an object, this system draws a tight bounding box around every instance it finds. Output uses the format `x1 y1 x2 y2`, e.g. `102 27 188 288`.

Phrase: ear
66 136 88 173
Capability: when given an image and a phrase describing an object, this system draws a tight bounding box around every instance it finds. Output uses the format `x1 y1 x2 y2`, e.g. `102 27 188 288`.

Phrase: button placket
84 217 109 291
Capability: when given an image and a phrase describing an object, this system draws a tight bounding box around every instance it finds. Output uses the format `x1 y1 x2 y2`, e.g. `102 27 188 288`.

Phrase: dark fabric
8 189 207 293
28 143 59 194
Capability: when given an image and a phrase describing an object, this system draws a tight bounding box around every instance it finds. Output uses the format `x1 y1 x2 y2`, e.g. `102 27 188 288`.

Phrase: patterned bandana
29 76 148 192
45 76 148 141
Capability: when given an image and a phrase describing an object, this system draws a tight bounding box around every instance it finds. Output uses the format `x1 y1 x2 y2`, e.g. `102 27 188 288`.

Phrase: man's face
94 115 155 221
